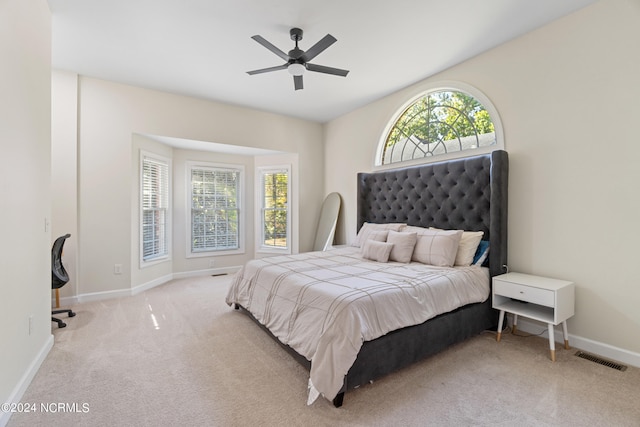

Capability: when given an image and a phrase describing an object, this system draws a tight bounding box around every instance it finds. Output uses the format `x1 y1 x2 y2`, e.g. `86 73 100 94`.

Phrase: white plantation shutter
142 154 170 261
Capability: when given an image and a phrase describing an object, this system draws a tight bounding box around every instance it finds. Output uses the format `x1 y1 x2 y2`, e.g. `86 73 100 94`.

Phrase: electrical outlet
29 315 33 335
114 264 122 274
208 260 215 268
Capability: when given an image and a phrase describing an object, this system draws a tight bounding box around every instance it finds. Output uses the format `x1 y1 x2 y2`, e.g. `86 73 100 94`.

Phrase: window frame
186 161 245 258
256 165 291 255
140 150 172 267
375 81 504 168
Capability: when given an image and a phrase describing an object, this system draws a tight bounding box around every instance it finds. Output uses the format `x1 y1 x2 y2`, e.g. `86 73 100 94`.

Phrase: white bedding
225 246 490 403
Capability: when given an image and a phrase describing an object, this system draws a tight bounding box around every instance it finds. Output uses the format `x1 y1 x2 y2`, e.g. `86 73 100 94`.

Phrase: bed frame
238 150 508 407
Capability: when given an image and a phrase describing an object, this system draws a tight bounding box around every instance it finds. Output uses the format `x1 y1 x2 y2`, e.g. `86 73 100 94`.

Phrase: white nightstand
492 272 575 361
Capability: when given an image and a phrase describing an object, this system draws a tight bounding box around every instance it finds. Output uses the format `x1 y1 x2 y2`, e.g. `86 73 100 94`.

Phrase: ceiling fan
247 28 349 91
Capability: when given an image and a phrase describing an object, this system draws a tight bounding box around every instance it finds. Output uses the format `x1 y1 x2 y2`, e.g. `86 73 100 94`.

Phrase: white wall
52 76 324 298
325 0 640 356
0 0 53 421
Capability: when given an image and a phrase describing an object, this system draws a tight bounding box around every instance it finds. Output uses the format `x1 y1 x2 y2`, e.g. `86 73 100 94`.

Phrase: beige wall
0 0 52 415
52 76 324 297
51 70 78 301
325 0 640 356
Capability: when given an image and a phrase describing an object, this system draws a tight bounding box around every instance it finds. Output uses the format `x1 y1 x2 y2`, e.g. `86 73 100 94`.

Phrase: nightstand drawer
494 281 555 307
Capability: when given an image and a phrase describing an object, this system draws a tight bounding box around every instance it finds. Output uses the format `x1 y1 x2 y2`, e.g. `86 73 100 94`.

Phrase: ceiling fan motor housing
290 27 303 42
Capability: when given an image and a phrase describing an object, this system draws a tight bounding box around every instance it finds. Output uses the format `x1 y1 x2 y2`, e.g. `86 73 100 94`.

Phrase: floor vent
575 351 627 371
211 273 228 277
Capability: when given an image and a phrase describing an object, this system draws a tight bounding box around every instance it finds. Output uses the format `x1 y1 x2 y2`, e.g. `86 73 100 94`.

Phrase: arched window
377 83 503 166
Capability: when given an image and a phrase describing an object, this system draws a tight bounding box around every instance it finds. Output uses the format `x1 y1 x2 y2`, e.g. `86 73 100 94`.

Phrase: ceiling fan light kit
287 63 305 76
247 27 349 91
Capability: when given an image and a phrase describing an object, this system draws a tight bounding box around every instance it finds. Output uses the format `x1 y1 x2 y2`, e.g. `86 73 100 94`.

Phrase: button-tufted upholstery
357 150 508 277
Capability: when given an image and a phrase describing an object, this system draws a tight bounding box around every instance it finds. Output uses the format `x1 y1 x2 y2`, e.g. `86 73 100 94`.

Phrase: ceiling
48 0 595 123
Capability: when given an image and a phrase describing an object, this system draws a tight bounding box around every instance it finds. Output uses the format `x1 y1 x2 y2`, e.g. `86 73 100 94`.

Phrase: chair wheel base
69 311 76 317
52 317 67 328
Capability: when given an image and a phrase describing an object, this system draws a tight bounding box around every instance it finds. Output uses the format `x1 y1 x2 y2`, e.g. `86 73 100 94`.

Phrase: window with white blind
188 162 243 255
141 152 171 263
257 166 290 253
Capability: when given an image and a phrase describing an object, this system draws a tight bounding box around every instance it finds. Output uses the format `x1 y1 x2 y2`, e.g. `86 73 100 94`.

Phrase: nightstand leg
562 321 570 349
548 323 556 362
512 314 518 334
496 310 505 342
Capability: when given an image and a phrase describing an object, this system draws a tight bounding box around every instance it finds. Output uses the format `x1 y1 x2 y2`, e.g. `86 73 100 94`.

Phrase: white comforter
225 246 489 403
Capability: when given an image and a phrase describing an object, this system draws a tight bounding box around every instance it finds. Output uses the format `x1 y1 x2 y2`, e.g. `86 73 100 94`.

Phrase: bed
226 149 508 407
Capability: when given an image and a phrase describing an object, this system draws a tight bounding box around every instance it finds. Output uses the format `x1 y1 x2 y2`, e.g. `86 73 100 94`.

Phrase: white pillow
429 228 484 266
455 231 484 266
362 240 394 263
387 230 417 263
406 226 463 267
352 222 405 248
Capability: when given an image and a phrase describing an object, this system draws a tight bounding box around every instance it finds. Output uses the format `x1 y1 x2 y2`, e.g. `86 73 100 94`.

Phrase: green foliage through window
382 90 496 165
261 169 289 249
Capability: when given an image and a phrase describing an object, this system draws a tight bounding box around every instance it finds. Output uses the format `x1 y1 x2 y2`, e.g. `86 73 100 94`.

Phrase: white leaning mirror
312 192 341 251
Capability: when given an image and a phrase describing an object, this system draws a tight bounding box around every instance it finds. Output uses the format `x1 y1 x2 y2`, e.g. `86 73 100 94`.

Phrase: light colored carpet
8 275 640 426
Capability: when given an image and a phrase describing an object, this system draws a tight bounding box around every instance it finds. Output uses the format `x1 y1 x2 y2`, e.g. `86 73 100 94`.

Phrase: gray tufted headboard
357 150 508 277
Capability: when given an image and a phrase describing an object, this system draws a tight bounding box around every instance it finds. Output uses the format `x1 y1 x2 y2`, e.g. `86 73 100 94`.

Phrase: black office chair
52 234 76 328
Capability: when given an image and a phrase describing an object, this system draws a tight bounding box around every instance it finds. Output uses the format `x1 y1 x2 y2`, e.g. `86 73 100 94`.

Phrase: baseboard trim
0 335 54 427
173 266 241 279
131 273 173 296
52 266 241 307
77 288 131 304
516 318 640 369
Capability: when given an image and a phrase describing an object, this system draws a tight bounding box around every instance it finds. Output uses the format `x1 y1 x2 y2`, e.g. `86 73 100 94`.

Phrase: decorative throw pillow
361 240 394 263
406 226 463 267
352 222 405 248
367 230 389 243
386 230 417 263
473 240 490 266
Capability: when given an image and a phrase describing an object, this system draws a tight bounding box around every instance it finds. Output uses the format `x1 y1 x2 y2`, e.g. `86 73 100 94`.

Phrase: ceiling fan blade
247 64 288 75
306 63 349 77
302 34 337 62
251 35 290 61
294 75 303 90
